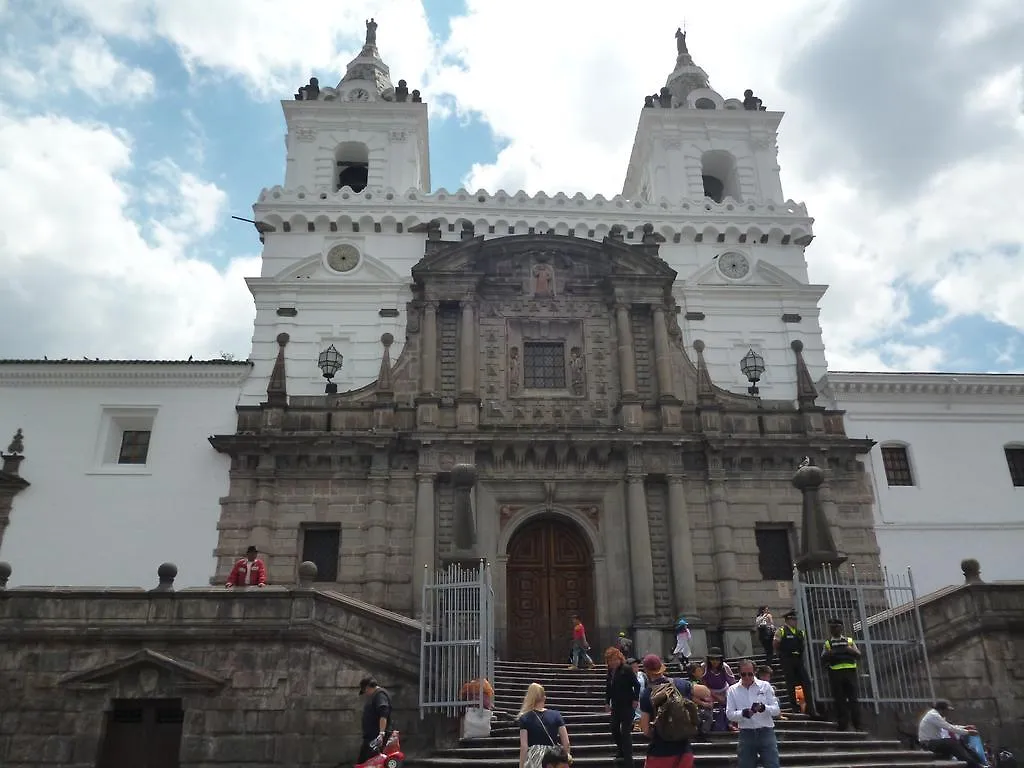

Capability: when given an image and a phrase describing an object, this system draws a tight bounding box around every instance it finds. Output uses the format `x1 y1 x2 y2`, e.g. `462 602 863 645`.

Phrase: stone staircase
408 658 959 767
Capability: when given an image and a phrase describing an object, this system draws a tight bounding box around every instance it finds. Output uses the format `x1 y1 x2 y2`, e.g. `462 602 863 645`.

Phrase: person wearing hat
672 618 692 665
917 700 984 767
225 545 267 588
702 647 736 732
614 630 634 658
773 610 814 715
357 676 393 762
821 618 861 731
638 654 695 767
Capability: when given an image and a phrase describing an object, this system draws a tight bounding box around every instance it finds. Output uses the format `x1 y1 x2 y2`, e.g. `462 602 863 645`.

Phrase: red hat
642 654 665 674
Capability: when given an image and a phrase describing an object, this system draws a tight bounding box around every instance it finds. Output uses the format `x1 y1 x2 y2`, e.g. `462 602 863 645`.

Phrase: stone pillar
365 473 390 606
412 473 436 616
652 306 674 398
666 475 698 617
459 301 476 396
626 473 657 619
708 477 742 623
251 470 275 557
420 301 438 395
615 303 638 397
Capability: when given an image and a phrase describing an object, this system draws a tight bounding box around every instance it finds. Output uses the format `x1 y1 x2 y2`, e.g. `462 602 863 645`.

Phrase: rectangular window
1006 447 1024 487
755 527 793 581
881 445 914 486
302 526 341 582
117 430 151 465
523 341 566 389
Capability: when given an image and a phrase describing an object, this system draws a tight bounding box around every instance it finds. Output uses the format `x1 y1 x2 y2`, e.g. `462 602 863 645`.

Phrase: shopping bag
462 707 492 739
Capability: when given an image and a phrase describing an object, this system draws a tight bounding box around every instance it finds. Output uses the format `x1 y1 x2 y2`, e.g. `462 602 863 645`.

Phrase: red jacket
226 557 267 587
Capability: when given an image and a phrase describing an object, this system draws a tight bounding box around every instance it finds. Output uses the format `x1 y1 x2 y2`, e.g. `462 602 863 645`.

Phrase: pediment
58 648 227 692
412 234 677 286
685 257 807 288
275 252 403 283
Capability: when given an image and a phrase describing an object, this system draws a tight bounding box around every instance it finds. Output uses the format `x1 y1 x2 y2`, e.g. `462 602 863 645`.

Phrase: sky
0 0 1022 373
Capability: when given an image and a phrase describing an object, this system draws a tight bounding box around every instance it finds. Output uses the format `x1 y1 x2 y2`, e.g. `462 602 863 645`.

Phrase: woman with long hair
518 683 572 768
605 647 639 765
703 647 737 732
756 606 776 665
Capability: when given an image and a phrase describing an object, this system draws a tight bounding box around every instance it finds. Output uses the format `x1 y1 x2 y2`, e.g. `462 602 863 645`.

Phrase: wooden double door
506 517 595 662
96 699 184 768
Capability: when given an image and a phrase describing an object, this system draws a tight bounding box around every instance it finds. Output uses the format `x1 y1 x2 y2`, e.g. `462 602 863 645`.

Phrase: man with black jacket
357 676 392 762
605 649 641 765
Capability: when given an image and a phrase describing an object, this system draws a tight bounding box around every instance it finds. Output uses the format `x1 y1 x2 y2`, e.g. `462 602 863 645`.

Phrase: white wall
825 373 1024 595
0 363 249 588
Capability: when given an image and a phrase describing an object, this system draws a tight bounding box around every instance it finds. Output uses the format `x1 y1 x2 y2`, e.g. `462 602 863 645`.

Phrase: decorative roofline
254 186 813 246
823 371 1024 399
0 361 253 388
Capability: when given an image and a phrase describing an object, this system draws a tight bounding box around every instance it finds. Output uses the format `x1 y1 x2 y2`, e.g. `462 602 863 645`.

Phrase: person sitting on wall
917 699 985 768
225 545 267 588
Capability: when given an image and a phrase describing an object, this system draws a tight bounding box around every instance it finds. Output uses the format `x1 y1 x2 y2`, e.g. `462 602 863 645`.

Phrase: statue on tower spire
675 27 688 55
365 17 377 47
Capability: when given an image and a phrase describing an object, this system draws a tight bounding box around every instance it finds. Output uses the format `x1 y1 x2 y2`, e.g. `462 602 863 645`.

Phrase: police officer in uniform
821 618 861 731
774 610 814 715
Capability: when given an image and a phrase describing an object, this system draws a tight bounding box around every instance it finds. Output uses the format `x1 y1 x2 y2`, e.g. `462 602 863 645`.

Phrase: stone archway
505 515 595 662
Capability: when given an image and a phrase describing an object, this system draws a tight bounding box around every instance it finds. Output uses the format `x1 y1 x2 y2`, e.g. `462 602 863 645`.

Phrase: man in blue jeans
726 659 781 768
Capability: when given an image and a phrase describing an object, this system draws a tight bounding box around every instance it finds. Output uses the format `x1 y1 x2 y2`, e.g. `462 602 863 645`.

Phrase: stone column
250 461 276 558
412 472 436 616
626 473 657 619
708 478 741 621
666 475 698 616
420 301 438 395
652 305 674 397
459 301 476 396
365 475 390 606
614 303 638 397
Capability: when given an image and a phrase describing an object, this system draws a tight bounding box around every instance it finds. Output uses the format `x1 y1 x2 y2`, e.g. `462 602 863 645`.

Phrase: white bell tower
281 18 430 194
622 28 784 205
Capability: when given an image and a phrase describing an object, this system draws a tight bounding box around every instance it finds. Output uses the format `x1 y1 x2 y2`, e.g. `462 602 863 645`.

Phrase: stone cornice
253 185 813 246
823 372 1024 400
0 361 253 388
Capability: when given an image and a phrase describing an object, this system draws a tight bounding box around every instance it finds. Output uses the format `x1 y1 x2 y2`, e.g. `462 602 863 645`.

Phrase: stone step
465 730 874 746
406 753 959 767
486 710 821 729
445 738 903 757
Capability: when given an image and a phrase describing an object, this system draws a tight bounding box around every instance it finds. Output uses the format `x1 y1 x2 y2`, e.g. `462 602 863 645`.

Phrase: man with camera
726 659 781 768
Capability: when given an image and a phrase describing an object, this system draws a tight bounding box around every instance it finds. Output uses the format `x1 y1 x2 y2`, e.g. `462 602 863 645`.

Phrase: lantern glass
739 348 765 383
318 344 343 378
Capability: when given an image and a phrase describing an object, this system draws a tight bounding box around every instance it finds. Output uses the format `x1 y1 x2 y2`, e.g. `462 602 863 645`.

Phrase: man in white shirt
726 659 782 768
918 700 985 767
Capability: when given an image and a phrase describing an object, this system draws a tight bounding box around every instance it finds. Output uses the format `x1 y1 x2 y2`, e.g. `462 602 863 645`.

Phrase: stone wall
0 585 433 767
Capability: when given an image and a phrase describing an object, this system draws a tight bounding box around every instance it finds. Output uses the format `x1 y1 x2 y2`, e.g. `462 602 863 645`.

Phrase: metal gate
419 561 495 717
794 564 935 713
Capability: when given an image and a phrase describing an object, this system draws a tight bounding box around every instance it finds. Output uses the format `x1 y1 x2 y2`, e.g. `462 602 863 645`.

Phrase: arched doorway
506 516 595 662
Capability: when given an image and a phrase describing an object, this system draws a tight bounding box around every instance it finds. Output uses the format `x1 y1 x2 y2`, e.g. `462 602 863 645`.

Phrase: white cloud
0 114 258 360
0 34 154 103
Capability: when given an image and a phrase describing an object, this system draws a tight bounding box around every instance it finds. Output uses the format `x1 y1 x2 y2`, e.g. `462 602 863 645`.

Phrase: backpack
650 680 699 741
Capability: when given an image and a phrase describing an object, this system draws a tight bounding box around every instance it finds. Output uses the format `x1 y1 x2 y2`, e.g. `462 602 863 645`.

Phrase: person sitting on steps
917 699 986 768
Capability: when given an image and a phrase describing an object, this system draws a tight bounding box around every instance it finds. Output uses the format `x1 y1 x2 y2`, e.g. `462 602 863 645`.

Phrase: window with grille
1005 447 1024 487
302 526 341 582
755 527 793 581
880 445 914 486
117 430 151 465
523 342 566 389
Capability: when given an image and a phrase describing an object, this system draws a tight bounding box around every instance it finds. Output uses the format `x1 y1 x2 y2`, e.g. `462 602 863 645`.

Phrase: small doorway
506 516 595 662
96 698 184 768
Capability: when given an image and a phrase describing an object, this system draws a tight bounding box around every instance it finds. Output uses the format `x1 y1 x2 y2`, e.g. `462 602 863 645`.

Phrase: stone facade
211 231 882 660
0 584 430 767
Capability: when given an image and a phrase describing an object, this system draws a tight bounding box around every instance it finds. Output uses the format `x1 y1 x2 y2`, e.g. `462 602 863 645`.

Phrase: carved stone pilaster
626 471 657 620
667 475 698 618
420 302 439 395
412 472 436 616
707 469 741 623
364 460 391 605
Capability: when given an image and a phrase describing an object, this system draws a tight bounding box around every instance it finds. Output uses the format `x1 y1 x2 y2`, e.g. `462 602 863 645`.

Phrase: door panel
507 517 594 661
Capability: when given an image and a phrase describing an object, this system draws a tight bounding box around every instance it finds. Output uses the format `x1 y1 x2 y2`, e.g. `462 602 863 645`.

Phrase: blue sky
0 0 1021 372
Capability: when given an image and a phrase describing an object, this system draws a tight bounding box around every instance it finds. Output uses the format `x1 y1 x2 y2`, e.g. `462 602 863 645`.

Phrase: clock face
326 244 360 273
347 88 370 102
718 252 751 279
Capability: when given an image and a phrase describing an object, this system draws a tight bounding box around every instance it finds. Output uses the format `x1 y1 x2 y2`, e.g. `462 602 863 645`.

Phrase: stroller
355 731 405 768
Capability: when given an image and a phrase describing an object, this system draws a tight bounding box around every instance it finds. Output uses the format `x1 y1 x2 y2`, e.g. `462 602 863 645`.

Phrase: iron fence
794 564 935 714
419 561 495 718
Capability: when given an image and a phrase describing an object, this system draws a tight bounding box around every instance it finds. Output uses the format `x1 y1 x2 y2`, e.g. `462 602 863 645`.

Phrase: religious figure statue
743 89 765 111
675 27 688 55
533 264 554 296
365 17 377 46
294 77 319 101
570 347 585 396
508 347 521 393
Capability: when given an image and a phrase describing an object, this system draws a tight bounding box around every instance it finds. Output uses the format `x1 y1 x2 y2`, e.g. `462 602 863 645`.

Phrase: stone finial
6 429 23 455
460 220 475 240
961 558 983 584
298 560 318 586
395 79 409 102
0 561 10 589
411 89 422 103
153 562 177 592
791 339 819 406
641 222 664 245
266 332 290 407
375 333 394 396
692 340 717 404
792 458 845 573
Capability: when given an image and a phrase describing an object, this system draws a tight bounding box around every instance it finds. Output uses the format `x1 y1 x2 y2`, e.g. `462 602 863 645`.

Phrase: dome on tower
336 17 396 102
